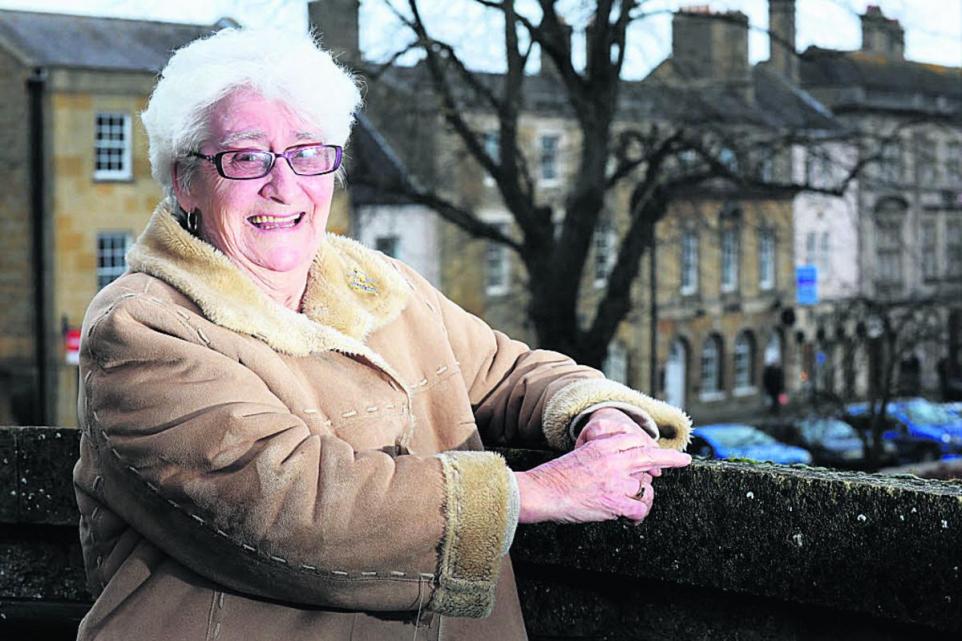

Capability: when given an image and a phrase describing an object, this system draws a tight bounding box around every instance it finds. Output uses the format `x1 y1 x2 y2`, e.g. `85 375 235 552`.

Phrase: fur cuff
429 451 513 618
543 378 692 451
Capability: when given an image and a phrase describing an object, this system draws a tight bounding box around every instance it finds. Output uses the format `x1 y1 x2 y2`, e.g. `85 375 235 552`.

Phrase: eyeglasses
189 143 343 180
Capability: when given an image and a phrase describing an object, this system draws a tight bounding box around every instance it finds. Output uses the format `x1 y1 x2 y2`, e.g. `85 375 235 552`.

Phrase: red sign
65 328 81 365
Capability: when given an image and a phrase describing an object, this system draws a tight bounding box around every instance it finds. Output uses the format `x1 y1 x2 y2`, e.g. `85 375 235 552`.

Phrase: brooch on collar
349 268 378 294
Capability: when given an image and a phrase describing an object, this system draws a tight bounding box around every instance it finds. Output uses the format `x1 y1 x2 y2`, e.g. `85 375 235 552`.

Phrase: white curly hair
141 27 362 201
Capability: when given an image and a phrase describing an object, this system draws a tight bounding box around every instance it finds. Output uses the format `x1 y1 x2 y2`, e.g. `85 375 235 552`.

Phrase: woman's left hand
575 407 663 479
574 407 670 517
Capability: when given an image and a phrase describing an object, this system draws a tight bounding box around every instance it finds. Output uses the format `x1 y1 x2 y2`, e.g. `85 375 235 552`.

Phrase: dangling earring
186 208 201 235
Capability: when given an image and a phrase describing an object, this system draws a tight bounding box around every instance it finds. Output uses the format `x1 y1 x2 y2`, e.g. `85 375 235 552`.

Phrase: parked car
689 424 812 465
845 398 962 463
941 401 962 419
761 416 898 469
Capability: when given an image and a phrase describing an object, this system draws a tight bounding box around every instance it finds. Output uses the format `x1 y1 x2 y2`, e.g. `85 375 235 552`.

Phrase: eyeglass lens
220 145 339 178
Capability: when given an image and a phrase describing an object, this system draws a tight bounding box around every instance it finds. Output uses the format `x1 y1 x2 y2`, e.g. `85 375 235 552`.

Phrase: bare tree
356 0 865 367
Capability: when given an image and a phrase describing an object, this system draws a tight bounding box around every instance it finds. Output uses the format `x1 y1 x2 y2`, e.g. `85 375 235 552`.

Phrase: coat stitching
83 306 437 584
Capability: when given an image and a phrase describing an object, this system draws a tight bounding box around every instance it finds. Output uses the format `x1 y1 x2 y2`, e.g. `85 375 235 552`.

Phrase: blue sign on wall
796 265 818 306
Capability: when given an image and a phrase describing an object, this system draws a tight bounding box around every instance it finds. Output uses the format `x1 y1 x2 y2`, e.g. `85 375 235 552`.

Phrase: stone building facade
795 4 962 398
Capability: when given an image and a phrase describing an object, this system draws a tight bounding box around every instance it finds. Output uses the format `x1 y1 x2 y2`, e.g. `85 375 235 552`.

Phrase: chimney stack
671 7 750 83
307 0 360 65
860 5 904 59
540 18 573 80
768 0 797 80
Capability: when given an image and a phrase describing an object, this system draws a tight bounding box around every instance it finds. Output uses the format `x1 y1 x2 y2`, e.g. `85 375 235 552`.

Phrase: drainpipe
27 67 51 425
649 228 658 397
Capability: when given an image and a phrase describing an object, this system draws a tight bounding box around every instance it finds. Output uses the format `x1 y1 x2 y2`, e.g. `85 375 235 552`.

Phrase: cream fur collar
126 203 412 358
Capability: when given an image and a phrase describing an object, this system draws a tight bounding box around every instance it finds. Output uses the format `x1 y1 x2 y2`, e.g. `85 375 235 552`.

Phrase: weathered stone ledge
500 447 962 634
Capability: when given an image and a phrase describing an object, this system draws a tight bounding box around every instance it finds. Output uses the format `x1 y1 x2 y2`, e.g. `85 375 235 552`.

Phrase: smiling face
175 89 334 278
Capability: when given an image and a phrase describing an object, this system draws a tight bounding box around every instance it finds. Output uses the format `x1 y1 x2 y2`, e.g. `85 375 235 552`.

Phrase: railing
1 426 960 640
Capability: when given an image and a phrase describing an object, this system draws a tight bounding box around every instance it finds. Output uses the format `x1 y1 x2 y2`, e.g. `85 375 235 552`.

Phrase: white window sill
486 285 509 297
733 386 758 397
93 172 133 182
699 391 726 403
680 286 698 296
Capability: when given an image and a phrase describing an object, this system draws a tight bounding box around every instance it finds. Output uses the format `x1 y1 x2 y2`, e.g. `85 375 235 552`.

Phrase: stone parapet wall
1 426 960 639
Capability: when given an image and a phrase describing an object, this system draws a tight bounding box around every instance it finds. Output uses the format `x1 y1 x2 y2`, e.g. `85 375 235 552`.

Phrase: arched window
700 334 723 398
734 331 756 392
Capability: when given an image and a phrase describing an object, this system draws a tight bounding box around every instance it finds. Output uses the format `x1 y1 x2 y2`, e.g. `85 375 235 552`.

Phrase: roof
627 60 842 133
377 57 842 134
346 112 417 207
800 46 962 112
0 9 220 72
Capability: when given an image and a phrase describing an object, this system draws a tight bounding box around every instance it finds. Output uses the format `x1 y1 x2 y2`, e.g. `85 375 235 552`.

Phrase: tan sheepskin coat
73 204 691 641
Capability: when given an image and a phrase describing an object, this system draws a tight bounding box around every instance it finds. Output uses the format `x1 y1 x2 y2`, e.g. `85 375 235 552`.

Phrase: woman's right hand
514 433 691 525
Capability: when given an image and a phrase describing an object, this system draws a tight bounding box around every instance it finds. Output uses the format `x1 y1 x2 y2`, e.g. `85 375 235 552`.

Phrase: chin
256 250 315 273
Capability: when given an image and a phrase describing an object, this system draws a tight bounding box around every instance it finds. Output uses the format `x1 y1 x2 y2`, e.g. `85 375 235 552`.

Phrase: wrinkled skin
516 408 691 524
174 89 334 311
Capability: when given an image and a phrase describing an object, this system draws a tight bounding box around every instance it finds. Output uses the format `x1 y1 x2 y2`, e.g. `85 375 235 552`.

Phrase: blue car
689 423 812 465
762 417 898 469
846 398 962 462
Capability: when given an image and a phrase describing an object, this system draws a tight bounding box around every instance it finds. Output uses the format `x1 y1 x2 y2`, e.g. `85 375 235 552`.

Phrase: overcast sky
0 0 958 79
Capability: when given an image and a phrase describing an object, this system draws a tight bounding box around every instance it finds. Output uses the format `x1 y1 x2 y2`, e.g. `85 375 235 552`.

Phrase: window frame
681 229 699 296
876 217 903 285
375 235 400 259
733 331 757 395
538 133 561 186
921 218 938 281
484 221 511 297
94 112 133 181
699 335 724 401
758 228 775 291
593 218 616 288
482 129 500 187
720 227 740 293
96 231 133 290
946 141 962 185
947 217 962 279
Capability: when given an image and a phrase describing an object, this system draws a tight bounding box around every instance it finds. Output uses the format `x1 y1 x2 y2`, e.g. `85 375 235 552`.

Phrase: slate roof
0 9 222 72
622 60 843 133
800 46 962 110
346 112 417 206
375 58 842 133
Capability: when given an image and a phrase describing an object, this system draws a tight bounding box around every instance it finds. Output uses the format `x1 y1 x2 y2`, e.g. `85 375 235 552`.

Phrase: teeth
249 213 301 224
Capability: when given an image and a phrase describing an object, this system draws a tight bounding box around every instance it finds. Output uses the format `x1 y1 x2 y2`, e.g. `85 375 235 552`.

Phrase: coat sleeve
416 272 692 451
79 292 512 618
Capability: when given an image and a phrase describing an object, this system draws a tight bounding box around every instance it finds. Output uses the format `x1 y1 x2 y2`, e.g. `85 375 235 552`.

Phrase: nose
258 156 300 203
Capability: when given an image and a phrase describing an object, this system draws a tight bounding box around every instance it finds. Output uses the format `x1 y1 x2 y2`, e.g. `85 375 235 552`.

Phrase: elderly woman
73 28 691 641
